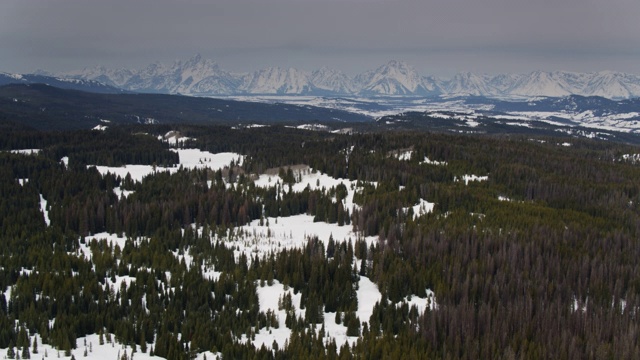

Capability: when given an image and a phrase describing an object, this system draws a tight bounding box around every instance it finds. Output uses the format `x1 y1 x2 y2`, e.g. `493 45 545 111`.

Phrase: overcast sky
2 0 640 76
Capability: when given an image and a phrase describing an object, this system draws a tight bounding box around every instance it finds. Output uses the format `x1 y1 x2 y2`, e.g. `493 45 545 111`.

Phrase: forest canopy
1 123 640 359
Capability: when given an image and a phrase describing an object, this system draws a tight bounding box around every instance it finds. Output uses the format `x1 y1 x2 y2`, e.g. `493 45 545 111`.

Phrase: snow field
403 199 436 220
225 214 377 264
251 274 436 350
253 167 374 213
90 149 244 183
159 131 193 146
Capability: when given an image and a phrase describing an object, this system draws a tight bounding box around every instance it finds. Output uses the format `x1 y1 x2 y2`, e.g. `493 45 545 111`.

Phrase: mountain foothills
0 83 370 130
0 73 123 94
2 123 640 359
16 54 640 99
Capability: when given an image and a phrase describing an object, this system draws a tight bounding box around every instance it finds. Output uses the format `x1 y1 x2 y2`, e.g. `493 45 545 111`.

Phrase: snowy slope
240 67 313 94
508 71 574 97
65 66 135 88
442 72 496 97
585 71 640 99
311 67 357 94
356 60 428 95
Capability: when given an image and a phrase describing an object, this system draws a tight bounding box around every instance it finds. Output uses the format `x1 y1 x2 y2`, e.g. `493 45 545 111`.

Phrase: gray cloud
1 0 640 76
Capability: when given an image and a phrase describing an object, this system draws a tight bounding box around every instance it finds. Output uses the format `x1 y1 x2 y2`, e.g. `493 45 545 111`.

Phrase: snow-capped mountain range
33 55 640 99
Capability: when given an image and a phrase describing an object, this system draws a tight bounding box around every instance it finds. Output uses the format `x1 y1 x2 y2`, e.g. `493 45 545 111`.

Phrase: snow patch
229 214 376 263
39 194 50 226
455 174 489 185
90 150 244 182
403 199 435 220
394 150 413 161
160 131 194 146
10 149 41 155
421 157 447 166
113 187 135 199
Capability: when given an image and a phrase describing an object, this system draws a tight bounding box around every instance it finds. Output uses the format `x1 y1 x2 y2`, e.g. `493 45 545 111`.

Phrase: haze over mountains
43 55 640 99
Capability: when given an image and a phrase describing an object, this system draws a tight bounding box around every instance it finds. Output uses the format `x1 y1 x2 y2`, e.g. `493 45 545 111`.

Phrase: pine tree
21 346 30 359
7 345 16 360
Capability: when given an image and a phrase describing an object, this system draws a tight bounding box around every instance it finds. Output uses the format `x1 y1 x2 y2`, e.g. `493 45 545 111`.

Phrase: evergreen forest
1 122 640 359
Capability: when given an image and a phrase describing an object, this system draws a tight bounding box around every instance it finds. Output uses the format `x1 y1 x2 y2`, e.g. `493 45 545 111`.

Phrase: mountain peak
383 60 411 69
311 67 355 94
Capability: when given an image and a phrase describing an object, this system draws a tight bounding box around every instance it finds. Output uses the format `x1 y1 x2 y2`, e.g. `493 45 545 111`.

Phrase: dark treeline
1 124 640 358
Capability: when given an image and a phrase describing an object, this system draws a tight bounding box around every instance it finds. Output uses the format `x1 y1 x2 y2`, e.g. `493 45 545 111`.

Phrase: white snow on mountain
508 71 575 97
584 71 640 99
50 55 640 99
442 72 496 97
311 67 356 94
356 60 427 95
173 54 241 95
240 67 313 94
65 66 134 88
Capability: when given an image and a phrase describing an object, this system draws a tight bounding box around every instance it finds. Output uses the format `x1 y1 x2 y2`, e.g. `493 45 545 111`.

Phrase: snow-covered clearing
356 276 382 328
81 232 134 254
251 274 436 350
90 150 244 182
253 167 374 213
250 281 304 349
74 232 147 263
159 130 193 146
170 149 244 169
227 214 377 263
403 199 436 220
400 290 438 313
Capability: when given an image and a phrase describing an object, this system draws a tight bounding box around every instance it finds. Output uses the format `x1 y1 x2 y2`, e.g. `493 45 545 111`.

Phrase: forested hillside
0 84 370 131
1 123 640 359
